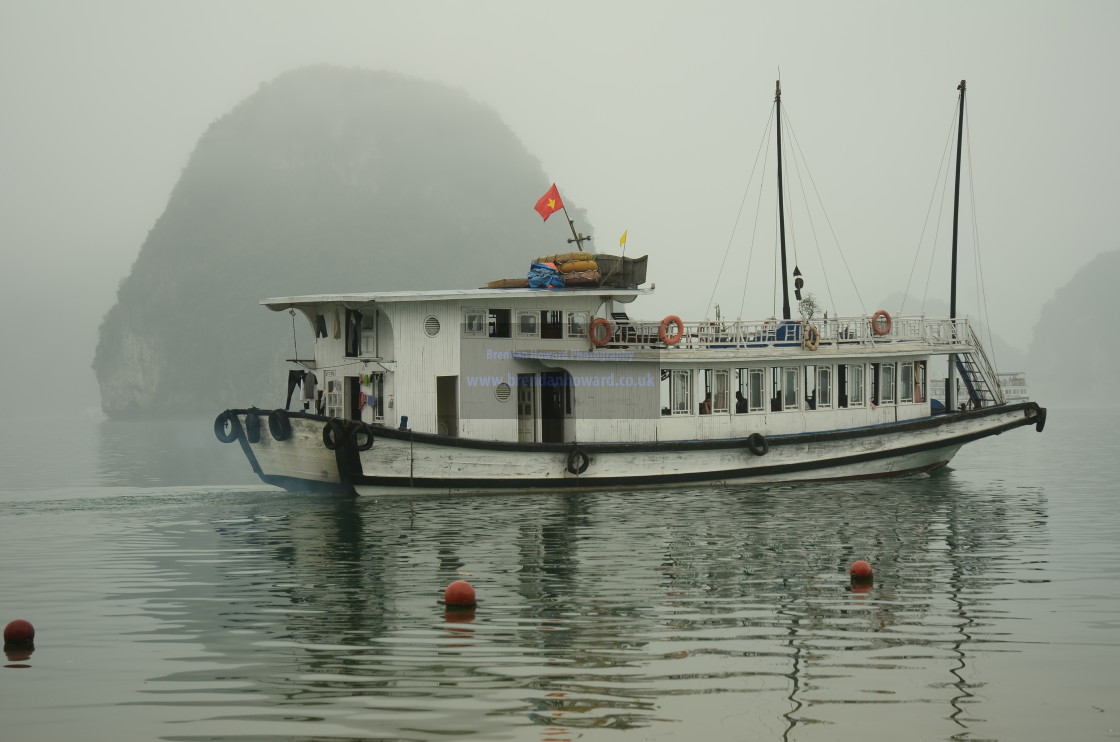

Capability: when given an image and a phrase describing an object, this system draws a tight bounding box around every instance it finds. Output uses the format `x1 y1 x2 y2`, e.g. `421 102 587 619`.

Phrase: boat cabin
264 284 988 445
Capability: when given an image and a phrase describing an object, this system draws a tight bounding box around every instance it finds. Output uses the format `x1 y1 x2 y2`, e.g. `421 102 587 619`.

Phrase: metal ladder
954 322 1006 407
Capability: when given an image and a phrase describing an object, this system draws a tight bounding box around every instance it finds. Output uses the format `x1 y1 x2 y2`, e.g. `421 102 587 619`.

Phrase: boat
214 81 1046 496
996 371 1030 403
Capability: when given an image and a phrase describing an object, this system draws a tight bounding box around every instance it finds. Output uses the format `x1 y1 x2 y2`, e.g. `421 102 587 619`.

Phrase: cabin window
816 366 832 408
915 361 927 403
840 364 865 407
516 311 539 337
783 367 800 410
870 363 881 405
881 363 896 404
769 368 783 412
324 370 342 418
464 309 487 338
713 369 730 414
344 309 363 358
900 362 914 403
745 368 764 412
541 310 563 339
488 309 511 338
804 365 818 410
804 365 829 410
361 311 378 355
566 311 589 339
660 369 693 416
701 369 728 414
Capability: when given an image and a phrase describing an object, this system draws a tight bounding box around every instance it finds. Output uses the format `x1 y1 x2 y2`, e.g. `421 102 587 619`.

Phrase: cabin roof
262 286 651 311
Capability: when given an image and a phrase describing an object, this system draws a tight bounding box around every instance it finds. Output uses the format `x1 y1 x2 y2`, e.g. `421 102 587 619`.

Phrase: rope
706 106 775 319
780 106 866 317
289 309 299 360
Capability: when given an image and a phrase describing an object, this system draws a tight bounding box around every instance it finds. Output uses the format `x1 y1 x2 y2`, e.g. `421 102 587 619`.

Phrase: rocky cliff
94 66 586 418
1028 249 1119 407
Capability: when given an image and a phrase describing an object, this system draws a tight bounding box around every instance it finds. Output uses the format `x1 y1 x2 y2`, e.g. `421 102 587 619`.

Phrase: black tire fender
245 411 261 443
567 447 590 475
268 409 292 441
214 410 242 443
1035 406 1047 433
350 423 374 451
323 419 346 450
746 432 769 456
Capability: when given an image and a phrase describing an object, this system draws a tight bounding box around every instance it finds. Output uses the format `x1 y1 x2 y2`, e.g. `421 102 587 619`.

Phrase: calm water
1 410 1117 741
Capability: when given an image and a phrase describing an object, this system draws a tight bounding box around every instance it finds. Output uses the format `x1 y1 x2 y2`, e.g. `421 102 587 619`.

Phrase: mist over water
0 410 1116 740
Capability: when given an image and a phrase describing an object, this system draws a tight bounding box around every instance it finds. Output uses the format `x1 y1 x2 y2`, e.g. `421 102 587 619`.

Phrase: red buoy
444 580 477 609
849 560 874 584
3 619 35 645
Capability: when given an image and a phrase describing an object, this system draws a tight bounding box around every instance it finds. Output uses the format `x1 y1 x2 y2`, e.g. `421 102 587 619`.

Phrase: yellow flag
619 230 628 247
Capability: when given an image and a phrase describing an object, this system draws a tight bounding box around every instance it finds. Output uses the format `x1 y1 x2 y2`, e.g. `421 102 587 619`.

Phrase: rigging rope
739 126 773 321
900 103 958 318
706 106 775 320
781 106 865 317
965 109 1000 374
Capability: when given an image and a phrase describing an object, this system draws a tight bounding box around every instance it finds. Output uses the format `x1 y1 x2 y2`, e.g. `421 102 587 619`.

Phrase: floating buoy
3 619 35 645
444 580 477 609
849 560 874 584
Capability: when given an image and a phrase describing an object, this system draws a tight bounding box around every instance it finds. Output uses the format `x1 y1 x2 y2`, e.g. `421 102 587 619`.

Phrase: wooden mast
948 80 966 411
776 80 791 320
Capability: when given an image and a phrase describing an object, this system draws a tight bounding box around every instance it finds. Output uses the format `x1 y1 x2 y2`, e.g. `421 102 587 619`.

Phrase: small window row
463 309 589 340
660 362 928 416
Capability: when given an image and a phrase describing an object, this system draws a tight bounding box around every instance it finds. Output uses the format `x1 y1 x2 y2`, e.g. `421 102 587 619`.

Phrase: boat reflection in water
121 471 1045 739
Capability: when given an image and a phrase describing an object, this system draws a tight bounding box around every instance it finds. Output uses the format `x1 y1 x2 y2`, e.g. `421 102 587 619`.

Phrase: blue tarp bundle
528 262 565 288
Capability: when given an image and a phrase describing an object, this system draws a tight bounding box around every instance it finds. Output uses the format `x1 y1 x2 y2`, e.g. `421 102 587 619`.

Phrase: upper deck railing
600 315 976 353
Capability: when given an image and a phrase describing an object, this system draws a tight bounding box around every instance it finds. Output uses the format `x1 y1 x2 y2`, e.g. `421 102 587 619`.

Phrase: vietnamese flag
534 183 563 221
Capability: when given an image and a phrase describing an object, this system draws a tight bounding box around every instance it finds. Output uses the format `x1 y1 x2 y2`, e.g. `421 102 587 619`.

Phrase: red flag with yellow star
534 183 563 221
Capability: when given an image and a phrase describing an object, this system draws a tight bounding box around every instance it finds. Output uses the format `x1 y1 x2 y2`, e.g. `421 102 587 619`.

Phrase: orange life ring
659 315 684 345
871 310 892 336
589 317 612 347
802 324 820 351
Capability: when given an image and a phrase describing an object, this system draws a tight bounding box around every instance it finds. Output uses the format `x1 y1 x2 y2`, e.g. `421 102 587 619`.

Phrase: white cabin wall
381 301 462 434
564 359 660 442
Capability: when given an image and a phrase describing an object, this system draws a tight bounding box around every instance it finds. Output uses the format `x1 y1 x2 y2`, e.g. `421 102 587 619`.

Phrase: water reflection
97 417 259 487
100 470 1047 740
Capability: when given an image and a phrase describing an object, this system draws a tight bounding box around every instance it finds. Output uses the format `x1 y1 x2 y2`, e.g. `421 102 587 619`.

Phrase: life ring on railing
350 423 375 451
214 410 242 443
802 324 820 351
746 432 769 456
268 409 291 441
245 410 261 443
589 318 612 347
566 447 590 475
322 419 346 450
871 310 892 336
659 315 684 345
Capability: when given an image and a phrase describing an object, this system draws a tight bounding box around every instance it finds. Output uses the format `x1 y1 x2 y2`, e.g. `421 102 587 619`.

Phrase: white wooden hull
222 402 1045 496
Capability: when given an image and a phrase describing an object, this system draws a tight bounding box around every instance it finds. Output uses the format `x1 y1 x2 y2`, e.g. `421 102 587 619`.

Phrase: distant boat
214 81 1046 495
997 371 1030 403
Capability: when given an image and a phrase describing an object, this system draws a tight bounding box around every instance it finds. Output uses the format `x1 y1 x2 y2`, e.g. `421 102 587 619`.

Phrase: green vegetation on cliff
94 66 585 418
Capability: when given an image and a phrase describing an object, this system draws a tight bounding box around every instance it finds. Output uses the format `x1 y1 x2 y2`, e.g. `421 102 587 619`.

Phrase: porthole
495 382 512 402
424 316 441 337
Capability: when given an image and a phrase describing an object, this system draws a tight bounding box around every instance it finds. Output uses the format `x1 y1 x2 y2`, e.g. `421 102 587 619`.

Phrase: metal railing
601 315 976 352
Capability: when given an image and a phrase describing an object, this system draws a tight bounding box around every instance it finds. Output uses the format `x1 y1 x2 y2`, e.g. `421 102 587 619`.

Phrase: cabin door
517 373 536 442
437 376 458 436
540 371 565 443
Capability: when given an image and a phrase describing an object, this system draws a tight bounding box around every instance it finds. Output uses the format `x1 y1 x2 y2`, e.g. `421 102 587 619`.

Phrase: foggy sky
2 1 1116 418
